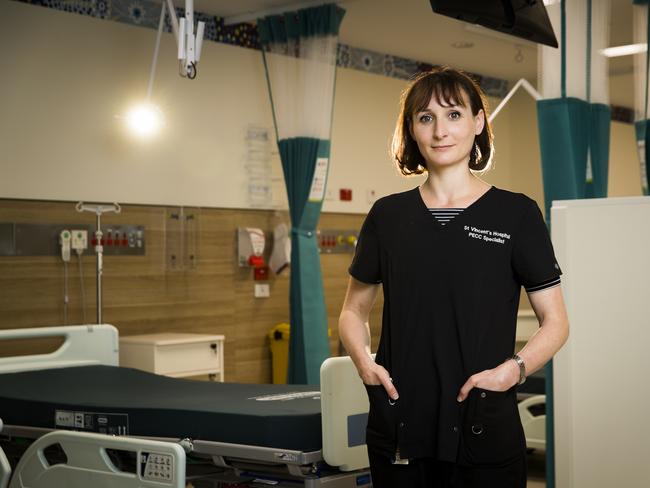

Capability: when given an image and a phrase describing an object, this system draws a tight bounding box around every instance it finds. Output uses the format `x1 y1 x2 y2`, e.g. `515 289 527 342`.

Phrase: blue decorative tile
94 0 110 19
350 47 383 75
112 0 160 29
337 44 351 68
387 56 416 79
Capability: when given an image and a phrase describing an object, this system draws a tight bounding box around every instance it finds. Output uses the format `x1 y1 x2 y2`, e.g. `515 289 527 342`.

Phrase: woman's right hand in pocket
359 362 399 401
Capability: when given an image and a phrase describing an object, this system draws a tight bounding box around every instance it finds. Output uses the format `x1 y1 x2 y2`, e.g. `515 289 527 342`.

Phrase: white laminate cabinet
119 333 225 381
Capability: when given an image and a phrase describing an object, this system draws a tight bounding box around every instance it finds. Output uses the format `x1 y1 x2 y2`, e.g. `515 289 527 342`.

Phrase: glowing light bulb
125 103 164 137
600 43 647 58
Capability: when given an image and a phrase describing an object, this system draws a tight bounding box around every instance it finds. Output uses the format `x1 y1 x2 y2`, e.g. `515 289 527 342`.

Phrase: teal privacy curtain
633 0 650 195
537 99 610 214
258 5 345 384
537 1 610 486
537 1 610 219
634 121 650 194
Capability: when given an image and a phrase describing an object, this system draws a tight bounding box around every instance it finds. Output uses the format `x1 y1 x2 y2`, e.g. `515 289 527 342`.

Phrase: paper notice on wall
245 126 274 207
308 158 329 202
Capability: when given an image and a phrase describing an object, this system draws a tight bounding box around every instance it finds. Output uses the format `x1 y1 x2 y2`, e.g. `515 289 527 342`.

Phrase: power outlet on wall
71 229 88 251
254 283 270 298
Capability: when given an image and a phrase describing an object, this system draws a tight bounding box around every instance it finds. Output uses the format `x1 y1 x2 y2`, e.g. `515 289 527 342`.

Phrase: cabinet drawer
155 341 219 375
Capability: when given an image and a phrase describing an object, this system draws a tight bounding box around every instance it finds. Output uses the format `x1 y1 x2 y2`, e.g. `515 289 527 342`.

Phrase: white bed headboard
320 355 370 471
0 324 119 374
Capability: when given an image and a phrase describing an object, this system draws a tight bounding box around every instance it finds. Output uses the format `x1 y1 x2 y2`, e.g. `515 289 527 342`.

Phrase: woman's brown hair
391 66 494 175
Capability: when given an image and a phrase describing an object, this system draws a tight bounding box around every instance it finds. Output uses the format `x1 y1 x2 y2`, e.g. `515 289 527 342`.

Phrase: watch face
512 355 526 385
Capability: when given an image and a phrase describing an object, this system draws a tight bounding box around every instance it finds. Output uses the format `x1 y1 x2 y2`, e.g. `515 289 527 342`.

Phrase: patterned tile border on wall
14 0 633 123
335 44 510 99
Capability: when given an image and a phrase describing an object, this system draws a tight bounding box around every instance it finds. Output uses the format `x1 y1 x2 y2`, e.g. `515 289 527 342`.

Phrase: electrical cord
188 62 197 79
178 60 197 79
77 249 87 324
63 261 69 325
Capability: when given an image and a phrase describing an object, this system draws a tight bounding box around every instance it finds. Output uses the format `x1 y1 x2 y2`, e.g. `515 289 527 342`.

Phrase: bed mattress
0 365 322 451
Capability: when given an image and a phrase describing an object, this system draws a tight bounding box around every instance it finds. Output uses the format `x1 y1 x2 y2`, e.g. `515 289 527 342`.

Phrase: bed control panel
55 410 129 435
140 452 174 483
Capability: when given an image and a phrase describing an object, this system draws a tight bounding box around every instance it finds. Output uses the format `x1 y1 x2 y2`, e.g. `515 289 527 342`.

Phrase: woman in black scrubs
339 67 569 487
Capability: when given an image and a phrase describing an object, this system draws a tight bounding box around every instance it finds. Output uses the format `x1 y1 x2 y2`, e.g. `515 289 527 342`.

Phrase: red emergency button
254 266 269 280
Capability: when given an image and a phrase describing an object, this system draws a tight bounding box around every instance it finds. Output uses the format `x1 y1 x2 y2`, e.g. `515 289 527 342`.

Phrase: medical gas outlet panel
95 225 146 255
317 229 359 254
0 223 145 256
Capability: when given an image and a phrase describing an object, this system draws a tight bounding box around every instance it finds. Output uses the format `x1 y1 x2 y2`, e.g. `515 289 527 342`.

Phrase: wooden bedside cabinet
119 333 225 381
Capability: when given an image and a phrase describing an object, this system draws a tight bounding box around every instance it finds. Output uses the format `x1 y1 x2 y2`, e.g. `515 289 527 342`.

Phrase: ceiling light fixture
451 41 474 49
600 43 647 58
125 104 164 138
121 0 207 139
515 46 524 63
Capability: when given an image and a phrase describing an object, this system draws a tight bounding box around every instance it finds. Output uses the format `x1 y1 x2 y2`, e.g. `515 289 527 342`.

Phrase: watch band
512 354 526 385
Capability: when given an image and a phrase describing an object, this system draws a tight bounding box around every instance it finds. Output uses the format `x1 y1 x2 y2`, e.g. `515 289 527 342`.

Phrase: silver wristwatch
511 354 526 385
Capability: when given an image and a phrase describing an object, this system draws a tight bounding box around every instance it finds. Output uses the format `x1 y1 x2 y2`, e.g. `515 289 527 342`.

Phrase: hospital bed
0 324 372 488
518 395 546 451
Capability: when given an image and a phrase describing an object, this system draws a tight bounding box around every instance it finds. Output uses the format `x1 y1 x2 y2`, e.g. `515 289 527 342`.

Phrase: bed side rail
0 419 11 488
7 430 185 488
0 325 119 374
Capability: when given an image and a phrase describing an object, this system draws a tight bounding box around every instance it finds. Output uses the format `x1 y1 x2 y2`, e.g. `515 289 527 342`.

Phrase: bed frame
0 325 119 374
0 324 372 488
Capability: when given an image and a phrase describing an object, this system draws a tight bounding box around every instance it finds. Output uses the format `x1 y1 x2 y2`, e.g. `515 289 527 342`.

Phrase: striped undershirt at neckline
428 208 465 225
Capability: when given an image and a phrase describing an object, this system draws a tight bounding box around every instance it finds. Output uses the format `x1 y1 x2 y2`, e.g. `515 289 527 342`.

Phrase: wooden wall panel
318 213 384 356
0 199 383 383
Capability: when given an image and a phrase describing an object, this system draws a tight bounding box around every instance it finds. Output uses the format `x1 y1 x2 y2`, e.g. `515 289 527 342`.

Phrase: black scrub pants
367 388 528 487
368 447 527 488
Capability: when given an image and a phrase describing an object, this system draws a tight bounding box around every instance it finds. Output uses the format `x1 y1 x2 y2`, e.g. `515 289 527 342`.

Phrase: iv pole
75 202 121 324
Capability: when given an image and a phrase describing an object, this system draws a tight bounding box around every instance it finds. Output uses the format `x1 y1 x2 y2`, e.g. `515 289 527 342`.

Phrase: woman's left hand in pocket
456 360 520 402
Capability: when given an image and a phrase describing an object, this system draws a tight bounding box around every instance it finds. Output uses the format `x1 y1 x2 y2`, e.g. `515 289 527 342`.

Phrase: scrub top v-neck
417 185 495 231
349 185 562 463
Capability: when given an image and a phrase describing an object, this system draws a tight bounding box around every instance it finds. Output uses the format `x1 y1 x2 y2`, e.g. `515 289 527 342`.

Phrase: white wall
0 1 643 214
609 120 643 197
0 1 275 209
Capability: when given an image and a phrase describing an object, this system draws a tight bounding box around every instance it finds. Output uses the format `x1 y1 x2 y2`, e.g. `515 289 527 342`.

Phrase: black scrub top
349 186 562 463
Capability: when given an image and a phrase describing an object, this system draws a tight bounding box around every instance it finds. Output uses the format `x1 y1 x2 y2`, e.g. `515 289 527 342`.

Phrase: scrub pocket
460 387 525 466
364 384 397 449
